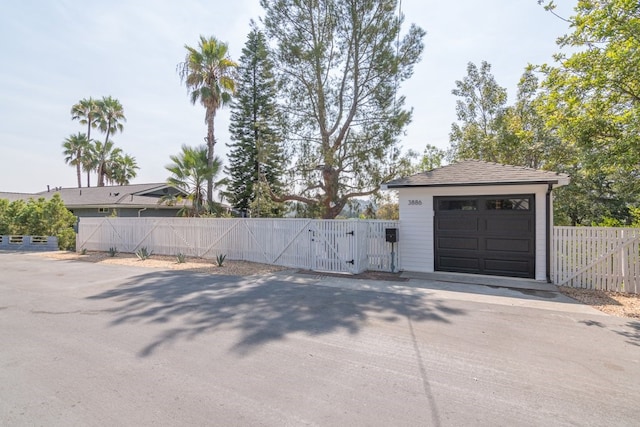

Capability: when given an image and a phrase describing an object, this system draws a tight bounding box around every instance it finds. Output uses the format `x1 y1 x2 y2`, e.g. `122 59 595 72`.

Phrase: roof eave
386 180 561 189
64 204 183 209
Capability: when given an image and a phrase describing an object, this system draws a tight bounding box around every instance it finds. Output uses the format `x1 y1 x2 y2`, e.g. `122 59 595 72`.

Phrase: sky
0 0 577 193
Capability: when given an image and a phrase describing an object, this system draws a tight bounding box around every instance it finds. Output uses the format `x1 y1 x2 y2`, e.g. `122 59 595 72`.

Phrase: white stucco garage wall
397 184 551 281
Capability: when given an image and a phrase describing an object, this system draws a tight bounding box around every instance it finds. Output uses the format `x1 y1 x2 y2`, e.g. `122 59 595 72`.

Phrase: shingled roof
384 160 570 188
0 183 188 208
32 183 185 208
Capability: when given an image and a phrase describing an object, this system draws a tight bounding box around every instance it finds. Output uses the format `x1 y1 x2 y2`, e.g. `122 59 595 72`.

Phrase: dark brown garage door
434 195 535 278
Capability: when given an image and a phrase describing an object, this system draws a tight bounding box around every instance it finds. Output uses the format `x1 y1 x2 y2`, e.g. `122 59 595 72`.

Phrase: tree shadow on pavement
87 271 465 357
580 319 640 347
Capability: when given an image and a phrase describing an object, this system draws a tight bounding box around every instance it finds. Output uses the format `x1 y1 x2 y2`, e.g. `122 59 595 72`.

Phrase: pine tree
261 0 425 218
226 26 286 217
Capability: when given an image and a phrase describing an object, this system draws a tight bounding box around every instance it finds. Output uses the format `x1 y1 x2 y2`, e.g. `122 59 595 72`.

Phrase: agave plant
215 254 226 267
135 247 153 261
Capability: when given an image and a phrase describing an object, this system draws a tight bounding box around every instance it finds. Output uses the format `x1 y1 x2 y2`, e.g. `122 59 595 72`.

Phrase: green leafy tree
165 144 223 217
178 36 238 204
0 195 76 250
449 61 508 162
62 133 91 188
0 199 10 235
538 0 640 225
448 64 568 170
376 202 399 220
415 144 445 172
95 96 126 186
261 0 425 218
226 26 286 217
499 69 569 170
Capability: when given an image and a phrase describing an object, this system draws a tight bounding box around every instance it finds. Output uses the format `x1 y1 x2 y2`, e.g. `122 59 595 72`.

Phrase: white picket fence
76 218 639 293
552 226 640 294
76 217 399 274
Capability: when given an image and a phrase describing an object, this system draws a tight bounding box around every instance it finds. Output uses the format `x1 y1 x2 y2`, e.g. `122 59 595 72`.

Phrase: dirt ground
39 250 287 276
38 251 640 319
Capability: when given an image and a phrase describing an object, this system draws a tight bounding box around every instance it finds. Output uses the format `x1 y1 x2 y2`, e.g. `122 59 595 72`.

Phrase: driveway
0 253 638 426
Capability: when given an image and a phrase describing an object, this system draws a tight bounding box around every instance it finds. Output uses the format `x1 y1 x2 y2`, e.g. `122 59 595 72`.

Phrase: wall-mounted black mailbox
385 228 398 243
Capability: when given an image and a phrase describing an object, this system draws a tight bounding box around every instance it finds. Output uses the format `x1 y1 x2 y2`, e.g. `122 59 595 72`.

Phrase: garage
434 194 535 278
383 160 570 281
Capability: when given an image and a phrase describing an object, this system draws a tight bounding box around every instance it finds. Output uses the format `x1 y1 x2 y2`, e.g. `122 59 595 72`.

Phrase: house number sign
408 199 423 206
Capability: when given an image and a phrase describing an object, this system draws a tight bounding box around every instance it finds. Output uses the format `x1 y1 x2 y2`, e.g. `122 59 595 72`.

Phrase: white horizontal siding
396 184 551 280
398 188 433 273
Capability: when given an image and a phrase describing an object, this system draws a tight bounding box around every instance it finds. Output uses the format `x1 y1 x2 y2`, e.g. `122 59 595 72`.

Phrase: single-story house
383 160 570 281
0 183 189 218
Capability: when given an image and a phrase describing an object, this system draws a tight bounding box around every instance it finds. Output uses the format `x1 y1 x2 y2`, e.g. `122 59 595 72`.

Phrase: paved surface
1 253 639 426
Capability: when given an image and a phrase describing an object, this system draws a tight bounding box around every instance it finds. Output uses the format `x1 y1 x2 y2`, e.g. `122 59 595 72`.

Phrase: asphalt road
1 253 639 426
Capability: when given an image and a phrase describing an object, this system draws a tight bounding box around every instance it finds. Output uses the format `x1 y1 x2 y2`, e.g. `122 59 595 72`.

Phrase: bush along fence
552 226 640 294
77 217 400 274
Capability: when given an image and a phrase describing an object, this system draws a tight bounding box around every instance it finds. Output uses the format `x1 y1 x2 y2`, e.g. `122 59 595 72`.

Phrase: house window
98 208 110 213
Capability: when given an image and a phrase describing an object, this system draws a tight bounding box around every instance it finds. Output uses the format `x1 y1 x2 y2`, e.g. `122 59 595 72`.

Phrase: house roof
0 191 35 202
384 160 570 188
1 183 187 209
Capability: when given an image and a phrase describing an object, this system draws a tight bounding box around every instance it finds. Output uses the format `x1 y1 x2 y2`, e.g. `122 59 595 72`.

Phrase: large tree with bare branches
261 0 425 218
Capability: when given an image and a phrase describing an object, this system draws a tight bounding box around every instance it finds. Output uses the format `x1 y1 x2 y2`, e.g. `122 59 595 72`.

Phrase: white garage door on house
383 160 570 281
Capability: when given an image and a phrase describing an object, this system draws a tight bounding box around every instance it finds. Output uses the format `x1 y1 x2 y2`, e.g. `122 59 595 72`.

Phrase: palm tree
96 96 126 186
81 143 98 187
71 98 100 187
108 153 139 185
62 133 90 188
178 35 237 204
93 140 121 187
165 144 222 217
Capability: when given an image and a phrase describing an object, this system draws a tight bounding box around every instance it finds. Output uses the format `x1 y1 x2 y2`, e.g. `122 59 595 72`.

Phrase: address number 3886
408 199 423 206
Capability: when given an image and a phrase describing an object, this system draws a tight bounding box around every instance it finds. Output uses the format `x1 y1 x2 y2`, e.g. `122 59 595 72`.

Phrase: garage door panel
438 255 480 271
437 217 479 232
484 217 532 234
483 258 532 277
437 237 479 250
485 238 531 253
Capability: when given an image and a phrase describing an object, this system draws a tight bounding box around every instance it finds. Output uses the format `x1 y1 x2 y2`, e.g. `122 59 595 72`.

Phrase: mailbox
385 228 398 243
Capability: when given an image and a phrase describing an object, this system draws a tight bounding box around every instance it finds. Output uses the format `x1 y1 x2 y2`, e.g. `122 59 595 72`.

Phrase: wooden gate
552 227 640 293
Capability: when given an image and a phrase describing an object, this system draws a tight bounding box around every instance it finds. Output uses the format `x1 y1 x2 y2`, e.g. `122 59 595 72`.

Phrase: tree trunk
98 127 111 187
97 163 104 187
206 108 216 204
76 149 82 188
86 122 92 188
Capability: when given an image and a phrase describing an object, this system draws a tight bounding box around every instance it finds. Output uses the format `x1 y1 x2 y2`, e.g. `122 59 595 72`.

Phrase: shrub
0 194 76 250
215 254 226 267
135 247 153 261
